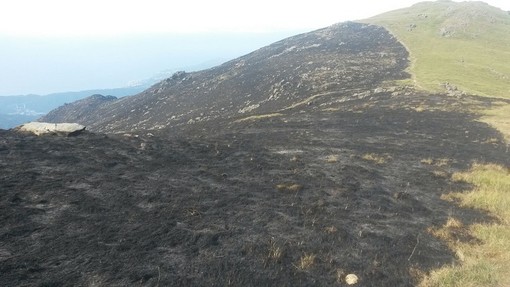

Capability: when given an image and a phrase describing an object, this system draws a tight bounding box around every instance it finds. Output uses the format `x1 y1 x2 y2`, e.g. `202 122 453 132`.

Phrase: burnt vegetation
2 22 510 286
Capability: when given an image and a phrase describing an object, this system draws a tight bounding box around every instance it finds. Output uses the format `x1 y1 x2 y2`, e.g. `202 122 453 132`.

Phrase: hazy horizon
1 0 509 96
0 31 304 96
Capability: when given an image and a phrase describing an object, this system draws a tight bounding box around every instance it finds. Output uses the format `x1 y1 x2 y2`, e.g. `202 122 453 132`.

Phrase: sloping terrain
40 22 409 133
42 94 118 124
3 3 510 286
363 0 510 98
2 90 509 286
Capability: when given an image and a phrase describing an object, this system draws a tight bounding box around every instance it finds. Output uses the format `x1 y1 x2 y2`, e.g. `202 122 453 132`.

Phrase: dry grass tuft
336 268 346 283
427 217 465 243
412 105 426 112
435 158 451 167
420 157 452 167
267 239 283 262
432 170 449 178
325 154 340 163
298 253 316 270
324 226 337 234
276 183 302 192
483 137 500 144
444 217 463 229
361 153 392 165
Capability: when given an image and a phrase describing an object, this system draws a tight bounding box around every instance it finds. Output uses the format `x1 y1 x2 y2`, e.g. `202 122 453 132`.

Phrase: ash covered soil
2 91 509 286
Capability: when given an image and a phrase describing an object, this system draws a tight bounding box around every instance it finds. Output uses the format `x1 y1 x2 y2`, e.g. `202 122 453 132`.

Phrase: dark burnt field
1 91 508 286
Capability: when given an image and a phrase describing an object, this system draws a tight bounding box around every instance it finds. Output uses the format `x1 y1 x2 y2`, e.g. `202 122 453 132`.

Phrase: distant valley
0 86 147 129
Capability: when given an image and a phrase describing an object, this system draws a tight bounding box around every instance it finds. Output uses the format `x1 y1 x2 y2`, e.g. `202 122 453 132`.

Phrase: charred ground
3 20 510 287
2 90 509 286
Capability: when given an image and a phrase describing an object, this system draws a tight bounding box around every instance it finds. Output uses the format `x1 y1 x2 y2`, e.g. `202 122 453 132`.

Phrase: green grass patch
362 1 510 98
450 164 510 221
421 163 510 286
480 102 510 143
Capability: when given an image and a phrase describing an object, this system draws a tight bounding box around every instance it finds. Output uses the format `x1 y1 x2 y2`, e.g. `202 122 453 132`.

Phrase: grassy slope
362 0 510 98
481 102 510 143
422 164 510 286
362 1 510 285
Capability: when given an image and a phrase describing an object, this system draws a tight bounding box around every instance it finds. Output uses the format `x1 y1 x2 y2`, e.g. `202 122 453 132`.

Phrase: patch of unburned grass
324 226 337 234
480 103 510 144
412 105 426 112
449 164 510 221
267 238 283 262
434 158 451 167
297 253 316 270
276 183 302 192
361 153 392 165
420 158 451 167
432 170 449 178
426 217 466 244
324 154 340 163
420 163 510 287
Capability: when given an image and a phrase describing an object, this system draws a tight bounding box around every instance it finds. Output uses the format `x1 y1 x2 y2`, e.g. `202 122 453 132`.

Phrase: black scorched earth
1 22 509 286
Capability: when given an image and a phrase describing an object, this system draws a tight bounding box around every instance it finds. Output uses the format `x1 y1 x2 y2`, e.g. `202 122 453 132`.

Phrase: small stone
345 274 359 285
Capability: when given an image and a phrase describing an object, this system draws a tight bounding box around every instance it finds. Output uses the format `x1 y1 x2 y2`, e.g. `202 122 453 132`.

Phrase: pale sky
1 0 508 37
1 0 509 96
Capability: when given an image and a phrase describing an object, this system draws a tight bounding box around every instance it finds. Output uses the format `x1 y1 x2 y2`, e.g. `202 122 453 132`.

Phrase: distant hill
0 59 231 129
0 86 147 129
362 0 510 98
0 114 39 130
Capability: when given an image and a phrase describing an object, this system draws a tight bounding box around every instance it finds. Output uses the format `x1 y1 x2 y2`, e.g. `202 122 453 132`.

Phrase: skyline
1 1 509 37
1 0 509 96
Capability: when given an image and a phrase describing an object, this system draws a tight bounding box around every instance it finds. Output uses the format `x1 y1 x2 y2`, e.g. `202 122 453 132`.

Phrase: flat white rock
17 122 86 136
345 274 359 285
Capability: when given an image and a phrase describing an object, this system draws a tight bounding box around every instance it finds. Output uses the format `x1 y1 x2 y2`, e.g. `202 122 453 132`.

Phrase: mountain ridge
41 1 510 133
40 22 409 133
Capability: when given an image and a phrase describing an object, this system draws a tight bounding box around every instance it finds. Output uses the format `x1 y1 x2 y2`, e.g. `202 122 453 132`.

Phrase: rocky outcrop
15 122 86 136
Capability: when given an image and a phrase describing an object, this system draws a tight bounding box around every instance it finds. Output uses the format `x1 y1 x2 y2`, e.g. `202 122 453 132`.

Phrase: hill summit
363 0 510 97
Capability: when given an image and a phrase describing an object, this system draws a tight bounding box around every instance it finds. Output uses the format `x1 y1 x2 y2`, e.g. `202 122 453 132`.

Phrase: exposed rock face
41 22 409 133
15 122 86 136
